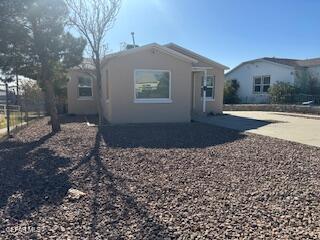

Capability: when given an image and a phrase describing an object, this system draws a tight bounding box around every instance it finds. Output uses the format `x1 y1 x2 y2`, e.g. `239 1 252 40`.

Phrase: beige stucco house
67 43 229 123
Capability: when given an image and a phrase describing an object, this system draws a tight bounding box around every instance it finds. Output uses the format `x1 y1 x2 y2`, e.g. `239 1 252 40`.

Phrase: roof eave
165 43 229 70
102 43 199 65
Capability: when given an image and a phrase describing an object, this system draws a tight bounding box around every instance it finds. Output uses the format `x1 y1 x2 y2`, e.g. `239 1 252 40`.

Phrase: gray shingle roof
226 57 320 75
297 58 320 67
263 57 320 67
262 57 301 67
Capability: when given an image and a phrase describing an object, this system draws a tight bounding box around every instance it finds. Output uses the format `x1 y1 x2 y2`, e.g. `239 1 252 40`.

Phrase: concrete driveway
196 111 320 147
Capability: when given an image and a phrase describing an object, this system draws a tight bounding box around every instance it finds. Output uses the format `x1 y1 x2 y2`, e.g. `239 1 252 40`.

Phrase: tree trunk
44 78 61 132
41 63 61 133
94 55 104 127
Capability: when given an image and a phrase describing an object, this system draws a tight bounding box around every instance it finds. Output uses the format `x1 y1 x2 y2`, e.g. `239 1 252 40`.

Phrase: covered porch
191 67 216 117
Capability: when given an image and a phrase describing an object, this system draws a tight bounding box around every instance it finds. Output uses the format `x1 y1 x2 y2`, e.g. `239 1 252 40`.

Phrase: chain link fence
272 94 320 105
0 104 46 138
0 82 46 138
240 94 320 105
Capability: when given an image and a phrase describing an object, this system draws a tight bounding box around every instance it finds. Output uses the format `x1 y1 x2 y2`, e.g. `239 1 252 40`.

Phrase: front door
191 71 204 116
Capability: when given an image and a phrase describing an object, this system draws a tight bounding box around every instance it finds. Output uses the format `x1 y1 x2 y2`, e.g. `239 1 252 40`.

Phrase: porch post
202 69 207 113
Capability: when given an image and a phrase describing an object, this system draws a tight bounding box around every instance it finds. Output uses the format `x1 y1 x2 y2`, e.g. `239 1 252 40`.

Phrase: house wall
192 67 225 115
226 61 295 103
107 48 193 123
67 70 98 114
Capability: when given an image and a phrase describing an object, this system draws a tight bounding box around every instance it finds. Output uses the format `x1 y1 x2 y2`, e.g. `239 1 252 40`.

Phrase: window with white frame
78 77 92 98
134 70 171 102
201 76 215 99
253 75 270 93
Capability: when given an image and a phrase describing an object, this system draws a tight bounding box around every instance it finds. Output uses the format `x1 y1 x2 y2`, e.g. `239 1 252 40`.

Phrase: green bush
295 70 320 95
224 79 240 104
268 81 296 104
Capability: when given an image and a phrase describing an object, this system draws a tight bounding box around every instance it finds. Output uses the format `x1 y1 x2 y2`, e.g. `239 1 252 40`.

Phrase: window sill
134 99 172 104
78 97 93 100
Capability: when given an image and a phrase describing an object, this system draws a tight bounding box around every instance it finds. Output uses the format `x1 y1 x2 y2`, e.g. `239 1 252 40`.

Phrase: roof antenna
131 32 136 48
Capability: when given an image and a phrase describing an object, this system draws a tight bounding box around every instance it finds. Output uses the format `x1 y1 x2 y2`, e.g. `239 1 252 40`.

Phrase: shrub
224 79 240 104
295 70 320 95
268 81 296 104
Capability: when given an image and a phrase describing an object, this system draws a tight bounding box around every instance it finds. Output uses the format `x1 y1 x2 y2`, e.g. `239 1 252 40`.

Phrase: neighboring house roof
102 43 199 66
164 43 229 70
0 77 36 93
262 57 320 68
262 57 301 67
296 58 320 67
69 58 95 71
226 57 320 76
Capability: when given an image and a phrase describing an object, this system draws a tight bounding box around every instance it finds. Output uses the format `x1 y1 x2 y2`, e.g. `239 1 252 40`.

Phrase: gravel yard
0 116 320 239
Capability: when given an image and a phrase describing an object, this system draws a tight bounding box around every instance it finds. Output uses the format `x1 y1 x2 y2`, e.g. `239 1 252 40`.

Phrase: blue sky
106 0 320 69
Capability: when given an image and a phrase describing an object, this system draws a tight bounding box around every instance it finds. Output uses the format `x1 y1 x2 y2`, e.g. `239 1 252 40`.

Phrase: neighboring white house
225 57 320 103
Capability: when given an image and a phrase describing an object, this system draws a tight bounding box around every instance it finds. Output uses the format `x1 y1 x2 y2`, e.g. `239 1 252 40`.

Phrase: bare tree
66 0 121 126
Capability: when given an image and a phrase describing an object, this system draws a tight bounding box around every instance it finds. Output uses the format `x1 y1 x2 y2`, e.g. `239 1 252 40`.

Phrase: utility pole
5 82 10 137
15 73 19 98
13 43 20 103
131 32 136 47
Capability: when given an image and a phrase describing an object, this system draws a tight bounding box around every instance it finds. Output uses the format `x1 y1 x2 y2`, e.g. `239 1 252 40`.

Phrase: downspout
202 69 207 113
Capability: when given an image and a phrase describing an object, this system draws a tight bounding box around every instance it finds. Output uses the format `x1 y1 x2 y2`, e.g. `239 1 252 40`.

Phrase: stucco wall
67 70 98 114
107 48 193 123
226 61 295 103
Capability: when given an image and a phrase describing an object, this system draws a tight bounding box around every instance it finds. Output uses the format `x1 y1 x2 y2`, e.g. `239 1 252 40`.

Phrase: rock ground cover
0 116 320 239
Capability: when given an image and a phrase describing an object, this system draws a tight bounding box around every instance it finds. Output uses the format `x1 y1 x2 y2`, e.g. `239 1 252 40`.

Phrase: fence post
26 111 29 126
20 107 22 127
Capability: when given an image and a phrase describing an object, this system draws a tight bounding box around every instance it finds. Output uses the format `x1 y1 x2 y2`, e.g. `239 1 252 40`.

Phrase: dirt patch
0 116 320 239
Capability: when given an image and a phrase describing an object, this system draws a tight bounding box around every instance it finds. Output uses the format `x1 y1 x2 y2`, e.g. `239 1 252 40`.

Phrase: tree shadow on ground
0 132 53 150
69 132 176 238
99 122 246 149
59 114 98 124
59 115 88 124
0 133 71 220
